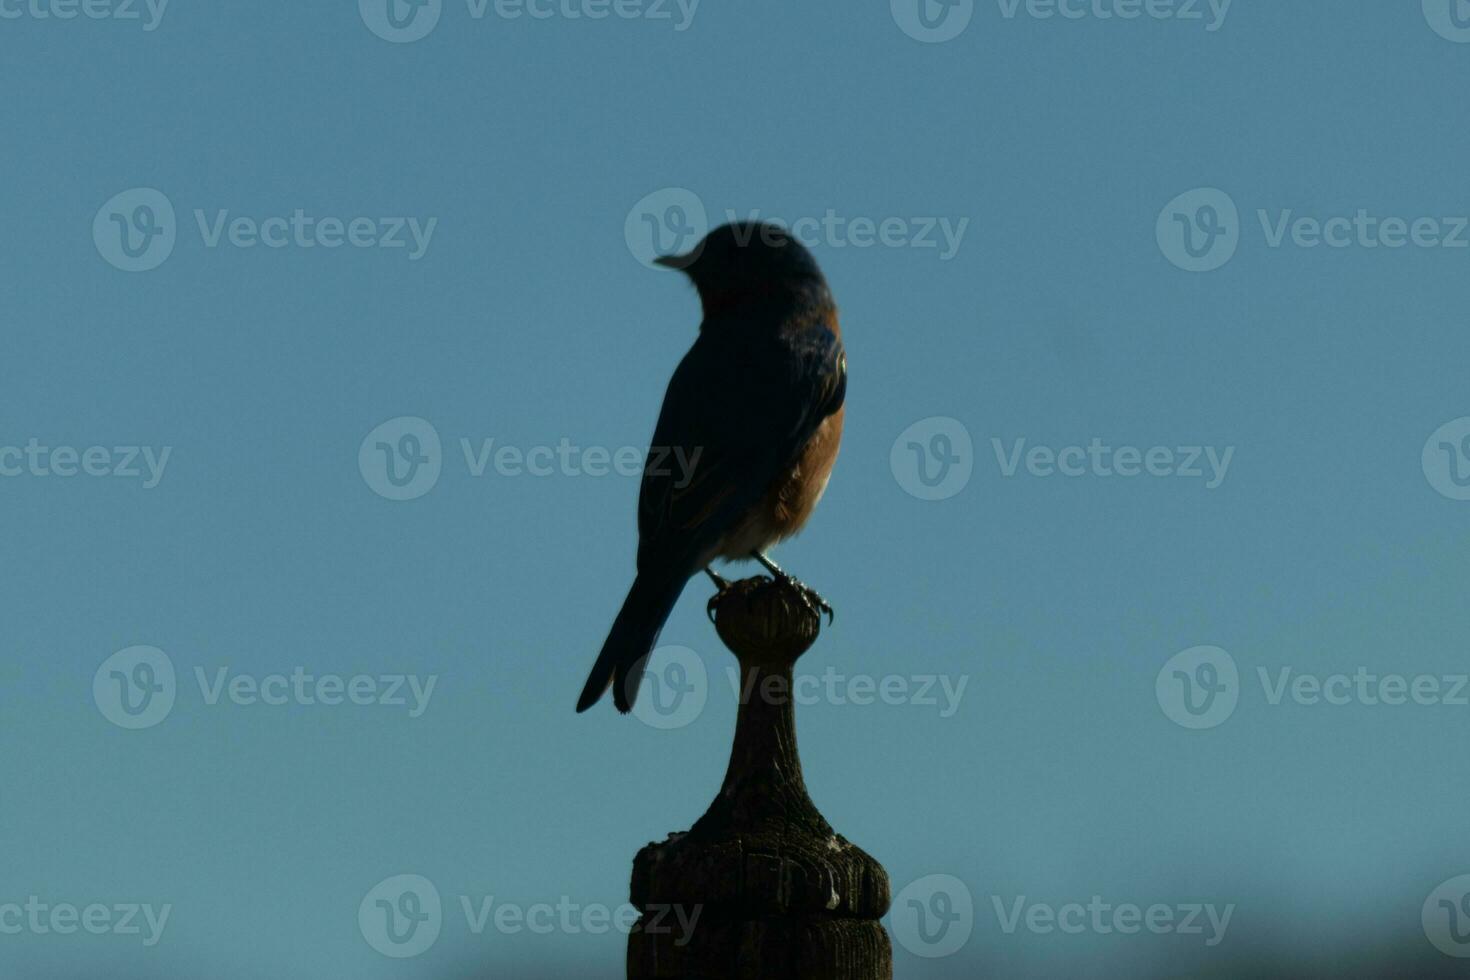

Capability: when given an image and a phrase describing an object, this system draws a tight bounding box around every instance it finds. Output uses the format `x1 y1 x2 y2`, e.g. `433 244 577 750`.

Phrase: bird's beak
653 252 694 271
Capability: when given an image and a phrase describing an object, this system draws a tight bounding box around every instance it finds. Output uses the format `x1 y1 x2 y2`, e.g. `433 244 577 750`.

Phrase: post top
709 575 822 665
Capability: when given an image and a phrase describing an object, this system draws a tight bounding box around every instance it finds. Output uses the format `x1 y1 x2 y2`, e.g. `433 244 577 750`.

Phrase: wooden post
628 576 892 979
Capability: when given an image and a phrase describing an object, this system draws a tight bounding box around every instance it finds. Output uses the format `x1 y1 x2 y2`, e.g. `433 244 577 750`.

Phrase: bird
576 221 847 714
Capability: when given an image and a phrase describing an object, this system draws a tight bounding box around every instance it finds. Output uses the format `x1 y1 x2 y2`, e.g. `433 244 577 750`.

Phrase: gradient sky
5 1 1470 977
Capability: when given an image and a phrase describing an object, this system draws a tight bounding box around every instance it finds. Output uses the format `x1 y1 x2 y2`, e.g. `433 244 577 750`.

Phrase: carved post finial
628 576 893 979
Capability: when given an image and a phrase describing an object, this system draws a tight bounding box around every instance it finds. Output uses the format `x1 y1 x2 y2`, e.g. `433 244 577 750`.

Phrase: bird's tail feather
576 573 688 714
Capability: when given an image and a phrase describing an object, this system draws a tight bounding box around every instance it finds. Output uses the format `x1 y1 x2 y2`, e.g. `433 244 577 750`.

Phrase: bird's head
655 221 830 318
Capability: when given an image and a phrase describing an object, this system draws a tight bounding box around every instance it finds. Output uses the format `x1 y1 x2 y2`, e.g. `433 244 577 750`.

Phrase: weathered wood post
628 576 892 979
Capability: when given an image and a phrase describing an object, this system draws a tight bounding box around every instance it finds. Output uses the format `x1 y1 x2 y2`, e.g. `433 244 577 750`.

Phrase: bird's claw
706 571 833 626
775 573 835 626
706 572 732 624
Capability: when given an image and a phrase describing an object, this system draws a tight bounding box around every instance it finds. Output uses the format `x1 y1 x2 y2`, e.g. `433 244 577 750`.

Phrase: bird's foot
704 567 733 623
747 551 834 625
770 572 834 626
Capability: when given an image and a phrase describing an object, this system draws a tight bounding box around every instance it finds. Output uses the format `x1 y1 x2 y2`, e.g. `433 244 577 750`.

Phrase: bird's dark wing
636 323 846 574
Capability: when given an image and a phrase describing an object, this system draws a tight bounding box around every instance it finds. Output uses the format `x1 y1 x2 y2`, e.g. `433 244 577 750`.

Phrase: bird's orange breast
765 404 845 541
710 407 844 561
709 306 844 561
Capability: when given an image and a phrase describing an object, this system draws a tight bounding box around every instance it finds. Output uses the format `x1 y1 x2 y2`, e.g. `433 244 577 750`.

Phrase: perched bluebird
576 222 847 714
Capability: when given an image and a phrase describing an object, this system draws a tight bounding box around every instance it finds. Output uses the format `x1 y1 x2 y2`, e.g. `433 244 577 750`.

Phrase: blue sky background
5 1 1470 976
